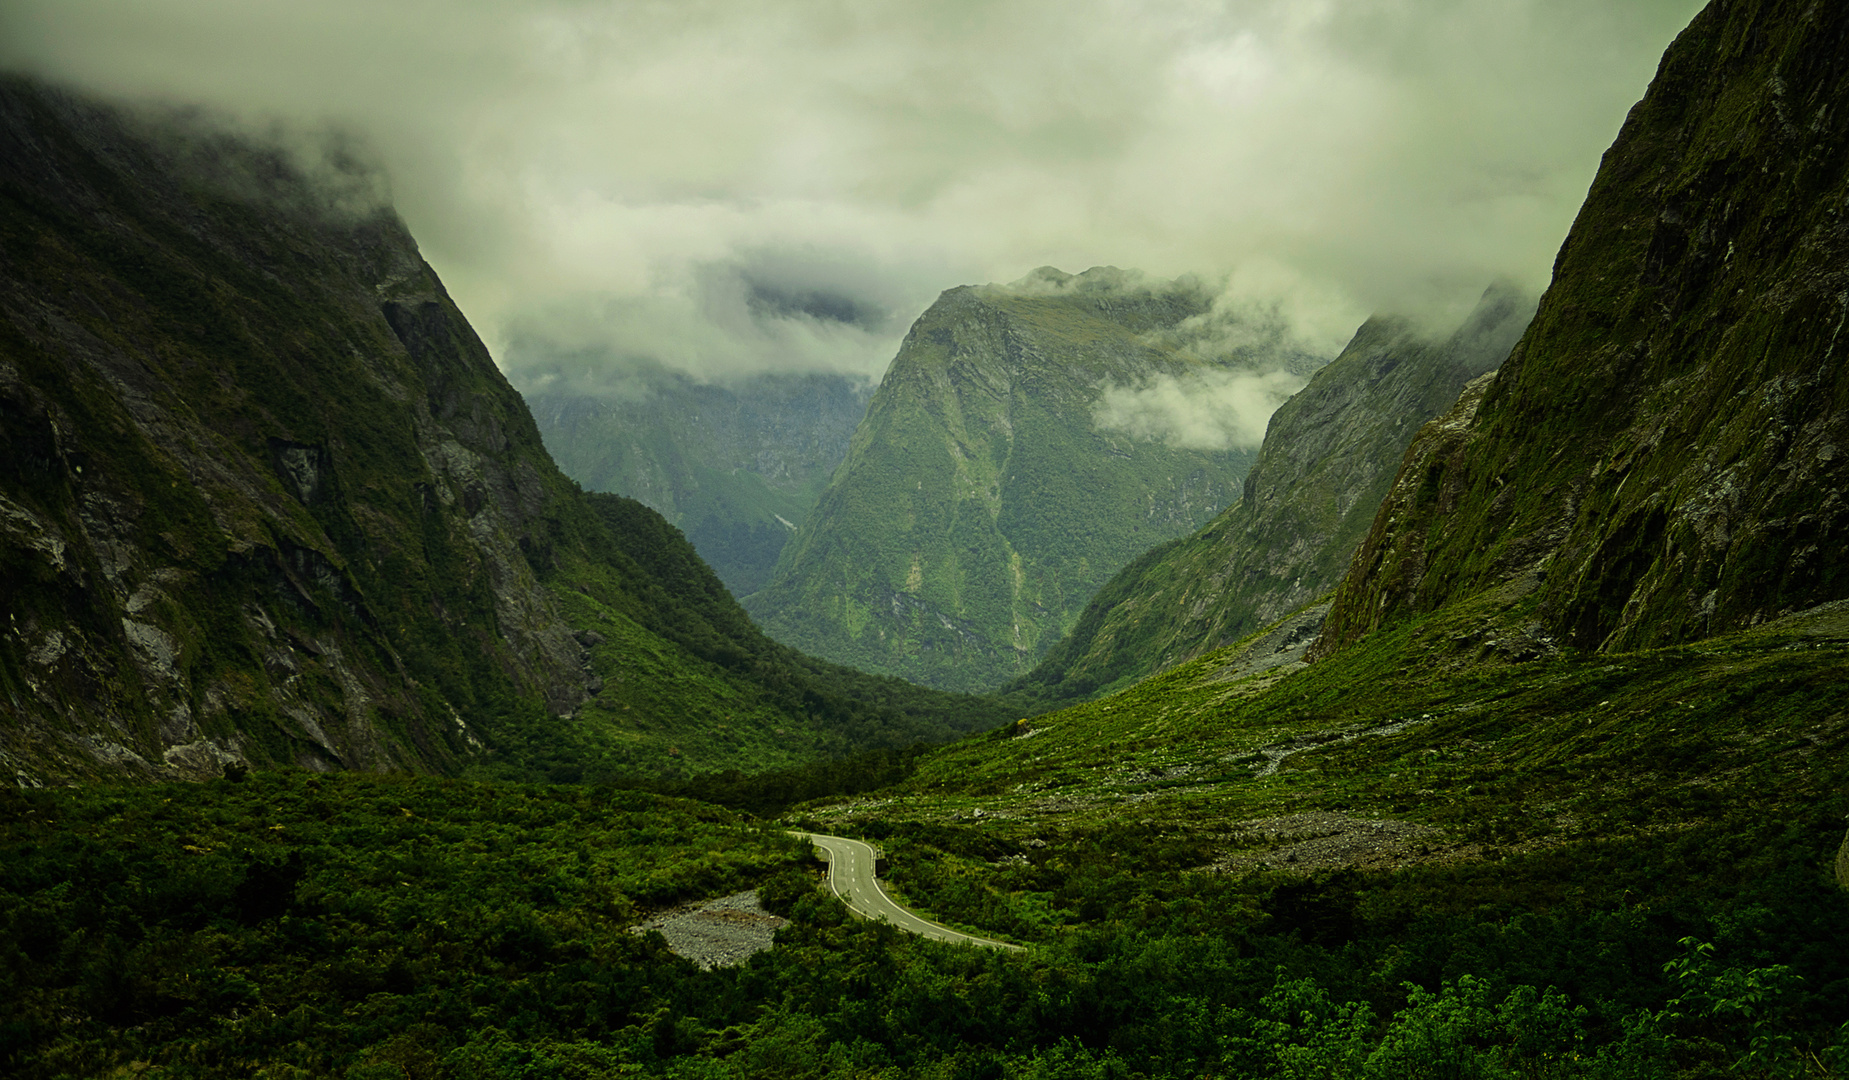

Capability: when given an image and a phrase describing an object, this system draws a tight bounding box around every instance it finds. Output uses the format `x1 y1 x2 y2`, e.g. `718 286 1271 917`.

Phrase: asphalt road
795 832 1023 951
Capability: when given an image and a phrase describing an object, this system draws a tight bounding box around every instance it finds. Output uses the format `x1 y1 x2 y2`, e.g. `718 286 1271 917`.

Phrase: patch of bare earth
632 890 787 969
1210 812 1476 875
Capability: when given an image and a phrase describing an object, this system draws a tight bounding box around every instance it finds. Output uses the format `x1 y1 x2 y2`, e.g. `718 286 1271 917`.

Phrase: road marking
794 831 1022 951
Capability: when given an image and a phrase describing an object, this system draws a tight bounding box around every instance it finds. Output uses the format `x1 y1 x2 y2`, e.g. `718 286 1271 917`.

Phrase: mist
1095 368 1307 451
0 0 1707 389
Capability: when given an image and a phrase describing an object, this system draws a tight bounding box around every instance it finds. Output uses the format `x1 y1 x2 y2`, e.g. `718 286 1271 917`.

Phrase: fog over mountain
0 0 1703 393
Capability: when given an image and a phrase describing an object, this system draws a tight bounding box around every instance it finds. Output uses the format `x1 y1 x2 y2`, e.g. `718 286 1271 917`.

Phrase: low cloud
0 0 1706 386
499 245 924 392
1094 368 1306 452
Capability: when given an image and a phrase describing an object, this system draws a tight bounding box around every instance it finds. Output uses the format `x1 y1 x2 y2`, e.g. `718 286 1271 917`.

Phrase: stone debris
632 890 787 970
1212 811 1463 875
1210 603 1331 683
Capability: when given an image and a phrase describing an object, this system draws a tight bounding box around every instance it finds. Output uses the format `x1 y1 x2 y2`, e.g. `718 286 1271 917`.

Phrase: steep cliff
528 370 872 596
1011 285 1533 704
0 79 1003 785
1314 0 1849 660
744 267 1319 692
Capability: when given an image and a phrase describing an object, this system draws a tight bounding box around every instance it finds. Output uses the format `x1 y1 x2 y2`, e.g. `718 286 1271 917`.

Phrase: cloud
1094 368 1308 451
0 0 1708 387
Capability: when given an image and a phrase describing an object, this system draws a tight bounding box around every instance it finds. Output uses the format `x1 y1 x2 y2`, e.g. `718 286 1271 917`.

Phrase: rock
1315 0 1849 658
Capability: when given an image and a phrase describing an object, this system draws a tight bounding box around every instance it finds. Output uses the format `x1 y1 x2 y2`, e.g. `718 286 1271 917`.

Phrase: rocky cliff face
744 266 1321 692
1012 285 1533 704
0 80 601 782
0 79 1002 785
1314 0 1849 660
527 371 872 596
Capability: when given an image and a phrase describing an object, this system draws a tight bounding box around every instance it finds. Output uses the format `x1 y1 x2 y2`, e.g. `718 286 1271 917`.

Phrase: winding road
794 832 1023 951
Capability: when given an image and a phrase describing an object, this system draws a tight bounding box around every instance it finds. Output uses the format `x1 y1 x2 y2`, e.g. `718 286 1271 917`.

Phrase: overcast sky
1 0 1705 390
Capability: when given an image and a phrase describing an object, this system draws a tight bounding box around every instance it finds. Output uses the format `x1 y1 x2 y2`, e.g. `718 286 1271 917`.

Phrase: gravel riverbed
631 890 788 969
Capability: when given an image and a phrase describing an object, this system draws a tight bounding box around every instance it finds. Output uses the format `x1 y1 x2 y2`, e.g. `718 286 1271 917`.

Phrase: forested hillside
528 370 872 596
747 266 1323 692
0 77 1005 786
1010 284 1533 706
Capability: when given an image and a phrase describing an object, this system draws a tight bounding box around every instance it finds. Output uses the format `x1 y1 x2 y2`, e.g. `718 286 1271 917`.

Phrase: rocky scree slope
528 370 872 597
0 79 1001 786
1010 284 1533 706
1315 0 1849 660
745 266 1317 693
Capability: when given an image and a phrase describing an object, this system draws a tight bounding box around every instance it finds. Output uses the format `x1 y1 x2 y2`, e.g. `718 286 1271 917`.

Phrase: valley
4 0 1849 1077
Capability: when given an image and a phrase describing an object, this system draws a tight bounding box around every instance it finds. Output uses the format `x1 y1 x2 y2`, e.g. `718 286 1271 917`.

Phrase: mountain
526 370 873 596
0 78 1006 786
761 6 1849 1073
1312 0 1849 661
10 6 1849 1079
1008 284 1535 706
743 266 1326 692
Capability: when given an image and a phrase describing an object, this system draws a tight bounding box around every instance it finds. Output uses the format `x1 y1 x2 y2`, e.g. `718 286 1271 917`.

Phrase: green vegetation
777 588 1849 1077
1010 287 1532 710
527 372 870 597
6 592 1848 1079
747 270 1276 692
446 492 1012 783
0 770 805 1078
0 76 1002 786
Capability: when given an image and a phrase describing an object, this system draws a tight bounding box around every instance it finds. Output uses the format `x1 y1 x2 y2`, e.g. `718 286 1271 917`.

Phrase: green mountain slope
0 78 1005 786
773 4 1849 1069
1314 0 1849 660
526 370 872 596
745 266 1322 692
1009 285 1534 706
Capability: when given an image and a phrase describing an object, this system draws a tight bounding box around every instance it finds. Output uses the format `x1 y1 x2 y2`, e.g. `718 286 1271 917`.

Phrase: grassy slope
849 587 1848 841
1007 289 1533 709
510 493 1013 781
747 276 1262 692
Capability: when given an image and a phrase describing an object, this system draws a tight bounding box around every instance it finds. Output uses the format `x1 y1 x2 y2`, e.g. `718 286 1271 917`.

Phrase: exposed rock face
0 80 588 781
0 80 1019 787
1315 0 1849 659
1011 286 1532 704
527 371 872 596
744 267 1320 692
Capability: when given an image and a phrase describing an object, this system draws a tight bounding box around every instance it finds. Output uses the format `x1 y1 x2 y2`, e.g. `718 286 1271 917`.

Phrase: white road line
793 831 1022 951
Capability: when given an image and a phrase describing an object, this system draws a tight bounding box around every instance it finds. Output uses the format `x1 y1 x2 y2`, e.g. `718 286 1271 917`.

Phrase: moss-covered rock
1317 0 1849 658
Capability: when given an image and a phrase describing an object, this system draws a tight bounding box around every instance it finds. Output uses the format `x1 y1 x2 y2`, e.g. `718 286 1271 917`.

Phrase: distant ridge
1009 284 1533 706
